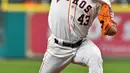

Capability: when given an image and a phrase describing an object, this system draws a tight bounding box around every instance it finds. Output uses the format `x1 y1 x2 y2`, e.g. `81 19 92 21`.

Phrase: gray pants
39 36 103 73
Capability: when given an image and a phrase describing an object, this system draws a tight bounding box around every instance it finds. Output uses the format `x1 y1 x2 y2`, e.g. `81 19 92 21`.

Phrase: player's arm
97 0 117 36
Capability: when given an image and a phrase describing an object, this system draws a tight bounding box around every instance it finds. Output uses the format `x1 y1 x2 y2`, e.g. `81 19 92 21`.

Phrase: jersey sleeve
94 0 111 5
100 0 111 5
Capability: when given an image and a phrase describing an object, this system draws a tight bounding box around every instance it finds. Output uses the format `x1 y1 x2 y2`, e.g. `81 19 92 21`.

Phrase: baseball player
39 0 117 73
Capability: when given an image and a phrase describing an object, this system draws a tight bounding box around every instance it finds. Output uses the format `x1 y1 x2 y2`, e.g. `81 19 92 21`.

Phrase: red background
28 12 130 57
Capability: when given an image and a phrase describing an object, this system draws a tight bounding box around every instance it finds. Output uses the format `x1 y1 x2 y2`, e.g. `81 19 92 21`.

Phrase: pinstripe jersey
48 0 112 43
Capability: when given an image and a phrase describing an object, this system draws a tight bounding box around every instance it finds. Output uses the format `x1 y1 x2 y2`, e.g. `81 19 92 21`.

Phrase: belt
54 38 82 48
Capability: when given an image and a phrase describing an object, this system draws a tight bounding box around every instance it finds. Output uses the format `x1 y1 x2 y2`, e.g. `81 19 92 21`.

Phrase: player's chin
106 31 116 36
106 24 117 36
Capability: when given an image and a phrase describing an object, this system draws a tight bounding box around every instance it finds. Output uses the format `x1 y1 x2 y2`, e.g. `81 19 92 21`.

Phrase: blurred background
0 0 130 73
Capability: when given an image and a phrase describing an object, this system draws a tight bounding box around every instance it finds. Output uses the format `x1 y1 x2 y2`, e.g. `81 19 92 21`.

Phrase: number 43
78 14 90 26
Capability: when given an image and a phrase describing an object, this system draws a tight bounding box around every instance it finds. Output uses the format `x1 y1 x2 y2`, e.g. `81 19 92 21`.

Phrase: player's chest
67 0 93 14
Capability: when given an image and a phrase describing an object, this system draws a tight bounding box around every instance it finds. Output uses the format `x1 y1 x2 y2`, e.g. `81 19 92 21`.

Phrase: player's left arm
97 0 118 36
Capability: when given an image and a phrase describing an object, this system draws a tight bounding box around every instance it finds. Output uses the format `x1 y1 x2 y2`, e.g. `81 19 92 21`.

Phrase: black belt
54 38 82 48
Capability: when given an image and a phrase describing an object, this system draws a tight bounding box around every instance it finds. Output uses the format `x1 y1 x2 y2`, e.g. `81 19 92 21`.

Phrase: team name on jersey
72 0 92 14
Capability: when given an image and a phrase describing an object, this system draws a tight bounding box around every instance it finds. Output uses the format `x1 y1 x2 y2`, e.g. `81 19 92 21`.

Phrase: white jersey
48 0 112 43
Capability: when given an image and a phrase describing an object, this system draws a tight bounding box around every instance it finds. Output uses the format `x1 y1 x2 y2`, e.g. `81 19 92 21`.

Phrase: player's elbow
106 24 117 36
